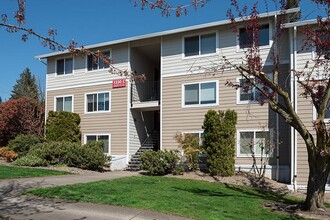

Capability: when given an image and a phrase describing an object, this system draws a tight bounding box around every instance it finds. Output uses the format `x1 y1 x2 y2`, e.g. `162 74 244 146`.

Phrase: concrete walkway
0 171 192 220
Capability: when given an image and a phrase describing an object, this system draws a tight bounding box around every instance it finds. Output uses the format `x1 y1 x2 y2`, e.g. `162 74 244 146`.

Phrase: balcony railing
131 81 160 103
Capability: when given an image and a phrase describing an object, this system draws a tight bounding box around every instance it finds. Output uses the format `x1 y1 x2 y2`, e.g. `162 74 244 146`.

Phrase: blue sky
0 0 322 100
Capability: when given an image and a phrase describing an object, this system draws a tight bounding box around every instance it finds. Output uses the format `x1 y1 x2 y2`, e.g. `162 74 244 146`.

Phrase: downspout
127 42 131 164
289 26 298 191
293 26 298 191
275 14 280 182
38 58 47 138
160 36 163 150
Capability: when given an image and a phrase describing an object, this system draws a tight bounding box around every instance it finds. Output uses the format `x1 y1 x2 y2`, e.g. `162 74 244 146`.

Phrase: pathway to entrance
0 171 191 220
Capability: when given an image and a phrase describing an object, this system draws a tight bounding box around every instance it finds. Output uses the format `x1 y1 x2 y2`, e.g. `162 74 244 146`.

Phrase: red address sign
112 79 126 88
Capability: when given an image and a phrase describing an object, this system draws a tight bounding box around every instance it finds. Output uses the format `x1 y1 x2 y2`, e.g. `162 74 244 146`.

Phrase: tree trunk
303 153 330 211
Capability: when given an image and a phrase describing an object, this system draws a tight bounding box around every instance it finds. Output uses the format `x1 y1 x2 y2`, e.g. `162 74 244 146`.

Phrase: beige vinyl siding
162 63 291 172
161 19 289 77
162 71 271 165
46 44 129 90
295 86 314 186
296 28 313 71
47 83 128 155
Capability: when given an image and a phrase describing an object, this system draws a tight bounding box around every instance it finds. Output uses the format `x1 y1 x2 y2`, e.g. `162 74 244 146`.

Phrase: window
86 134 110 154
238 130 271 156
86 92 110 113
237 74 273 104
314 99 330 121
184 33 216 57
325 100 330 120
184 81 217 106
56 58 73 75
87 51 110 71
239 24 269 48
183 132 204 146
314 31 330 59
55 96 73 112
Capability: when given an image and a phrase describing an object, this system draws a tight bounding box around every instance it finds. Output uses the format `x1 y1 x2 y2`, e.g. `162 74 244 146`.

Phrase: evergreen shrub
202 109 237 176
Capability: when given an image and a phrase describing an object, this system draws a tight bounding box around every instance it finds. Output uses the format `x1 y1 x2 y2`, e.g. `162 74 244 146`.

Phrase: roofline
35 7 301 59
282 19 317 28
282 17 327 28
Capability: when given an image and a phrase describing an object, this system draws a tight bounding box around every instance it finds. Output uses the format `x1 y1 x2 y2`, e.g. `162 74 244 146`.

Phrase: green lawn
0 165 70 179
27 176 301 220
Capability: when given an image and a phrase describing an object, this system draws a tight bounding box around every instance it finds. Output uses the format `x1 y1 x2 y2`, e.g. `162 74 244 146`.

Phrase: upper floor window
314 31 330 59
86 134 110 154
55 96 73 112
56 58 73 75
184 33 216 57
239 24 269 49
237 74 273 104
87 51 110 71
86 92 110 113
238 130 272 157
314 99 330 121
183 81 218 107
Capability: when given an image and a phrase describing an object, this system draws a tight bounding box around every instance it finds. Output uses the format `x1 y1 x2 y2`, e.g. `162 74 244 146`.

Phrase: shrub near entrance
140 150 180 175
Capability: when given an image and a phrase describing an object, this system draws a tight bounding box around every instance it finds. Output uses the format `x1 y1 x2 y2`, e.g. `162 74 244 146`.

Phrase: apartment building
36 7 329 189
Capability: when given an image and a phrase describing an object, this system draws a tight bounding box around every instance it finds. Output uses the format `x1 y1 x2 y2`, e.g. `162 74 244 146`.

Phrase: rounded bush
46 111 81 143
8 134 42 157
140 150 180 175
0 147 18 162
14 154 48 167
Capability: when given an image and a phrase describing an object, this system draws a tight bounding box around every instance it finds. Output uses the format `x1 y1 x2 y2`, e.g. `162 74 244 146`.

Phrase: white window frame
311 30 330 60
236 22 273 52
86 50 111 72
236 129 273 158
236 74 273 104
182 31 218 59
56 57 74 76
182 80 219 108
54 95 74 112
84 133 111 155
313 102 330 123
85 91 111 114
181 130 204 145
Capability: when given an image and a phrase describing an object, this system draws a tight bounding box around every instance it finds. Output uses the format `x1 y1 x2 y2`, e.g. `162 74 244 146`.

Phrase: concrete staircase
127 133 159 171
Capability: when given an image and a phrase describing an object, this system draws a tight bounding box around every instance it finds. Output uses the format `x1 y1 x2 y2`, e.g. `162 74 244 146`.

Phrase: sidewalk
0 171 192 220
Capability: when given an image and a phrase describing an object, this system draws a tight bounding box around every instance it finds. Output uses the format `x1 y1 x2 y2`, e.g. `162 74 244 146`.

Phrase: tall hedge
46 111 81 143
202 109 237 176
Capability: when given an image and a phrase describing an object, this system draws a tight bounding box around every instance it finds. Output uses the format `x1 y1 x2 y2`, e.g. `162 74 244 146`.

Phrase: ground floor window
182 131 204 146
237 129 272 156
55 96 73 112
85 134 110 154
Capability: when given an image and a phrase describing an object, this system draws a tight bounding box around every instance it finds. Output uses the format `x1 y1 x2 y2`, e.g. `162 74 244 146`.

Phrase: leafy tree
202 110 237 176
0 98 44 146
10 68 39 100
45 111 81 143
0 97 2 103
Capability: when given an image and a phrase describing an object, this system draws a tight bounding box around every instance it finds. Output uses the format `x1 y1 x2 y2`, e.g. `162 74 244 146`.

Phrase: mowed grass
0 165 70 179
27 176 300 220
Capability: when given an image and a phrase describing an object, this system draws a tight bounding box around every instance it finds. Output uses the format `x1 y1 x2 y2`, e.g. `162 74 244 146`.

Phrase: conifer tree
11 68 39 100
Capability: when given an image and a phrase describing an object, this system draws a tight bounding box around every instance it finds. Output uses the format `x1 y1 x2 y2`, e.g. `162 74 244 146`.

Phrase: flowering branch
133 0 209 17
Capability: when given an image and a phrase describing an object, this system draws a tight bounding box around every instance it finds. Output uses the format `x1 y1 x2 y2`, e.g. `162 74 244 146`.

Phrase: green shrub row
14 141 110 171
